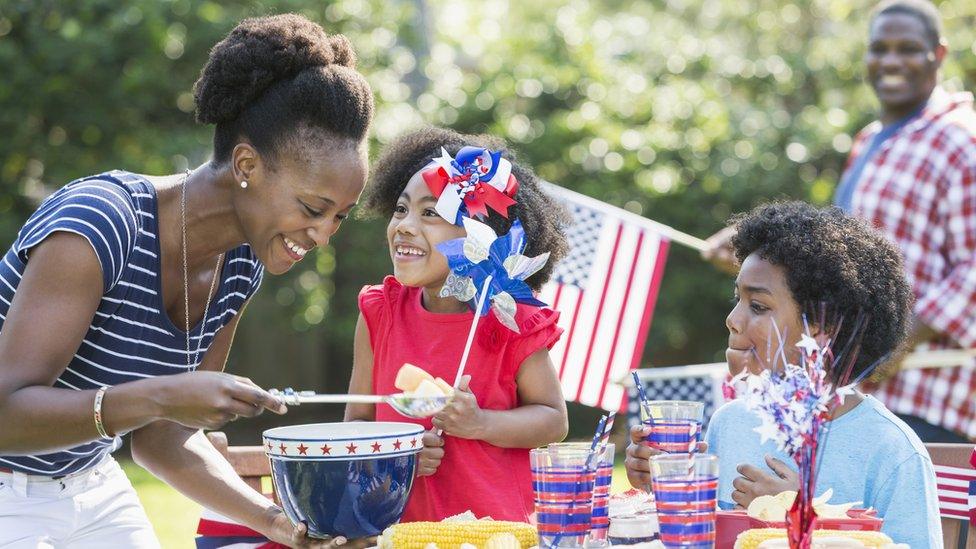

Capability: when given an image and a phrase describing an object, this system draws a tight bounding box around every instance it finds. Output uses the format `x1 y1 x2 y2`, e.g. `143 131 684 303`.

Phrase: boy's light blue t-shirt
705 395 942 548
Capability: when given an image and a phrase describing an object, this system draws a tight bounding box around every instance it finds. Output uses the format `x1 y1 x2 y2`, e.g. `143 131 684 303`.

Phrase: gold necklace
180 170 224 370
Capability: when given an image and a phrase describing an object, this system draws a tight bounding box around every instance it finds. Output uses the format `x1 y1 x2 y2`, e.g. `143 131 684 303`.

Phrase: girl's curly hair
361 127 570 291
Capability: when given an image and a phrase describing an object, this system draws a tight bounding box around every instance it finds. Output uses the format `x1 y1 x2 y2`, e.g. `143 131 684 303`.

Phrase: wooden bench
206 431 274 498
926 442 975 549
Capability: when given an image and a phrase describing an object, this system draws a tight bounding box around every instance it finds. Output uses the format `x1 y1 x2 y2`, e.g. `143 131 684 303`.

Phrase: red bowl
715 509 882 548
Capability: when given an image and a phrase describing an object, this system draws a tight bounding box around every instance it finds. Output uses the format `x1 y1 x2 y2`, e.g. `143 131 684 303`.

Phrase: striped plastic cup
649 454 718 549
531 448 596 548
641 401 703 454
548 443 614 542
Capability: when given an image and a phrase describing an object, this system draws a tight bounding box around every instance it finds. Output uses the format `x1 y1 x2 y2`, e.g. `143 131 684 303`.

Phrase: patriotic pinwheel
435 217 549 332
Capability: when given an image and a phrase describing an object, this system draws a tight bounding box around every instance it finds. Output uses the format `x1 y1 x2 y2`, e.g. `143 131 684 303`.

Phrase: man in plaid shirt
839 0 976 443
705 0 976 443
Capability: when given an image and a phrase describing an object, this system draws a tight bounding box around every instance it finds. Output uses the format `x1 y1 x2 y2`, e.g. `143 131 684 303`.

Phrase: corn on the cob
734 528 894 549
377 521 536 549
484 532 520 549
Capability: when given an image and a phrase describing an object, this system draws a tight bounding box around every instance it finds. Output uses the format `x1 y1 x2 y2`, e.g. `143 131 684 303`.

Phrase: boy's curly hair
361 127 570 291
730 201 913 379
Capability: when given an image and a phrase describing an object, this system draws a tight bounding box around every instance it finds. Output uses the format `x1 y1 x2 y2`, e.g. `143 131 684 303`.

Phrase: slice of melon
412 378 446 398
395 363 434 392
433 377 455 396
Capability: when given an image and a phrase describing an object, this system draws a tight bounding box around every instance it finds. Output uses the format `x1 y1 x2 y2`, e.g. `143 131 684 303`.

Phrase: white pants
0 456 160 548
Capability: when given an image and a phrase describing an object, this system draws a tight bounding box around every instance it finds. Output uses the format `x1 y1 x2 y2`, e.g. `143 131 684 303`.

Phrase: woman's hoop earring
240 180 248 189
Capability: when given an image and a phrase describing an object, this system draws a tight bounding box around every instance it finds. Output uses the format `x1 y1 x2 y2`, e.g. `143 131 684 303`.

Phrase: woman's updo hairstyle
193 14 374 166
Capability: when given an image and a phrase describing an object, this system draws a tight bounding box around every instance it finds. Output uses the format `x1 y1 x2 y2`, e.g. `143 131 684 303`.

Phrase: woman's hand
431 376 486 440
731 455 799 508
417 430 445 477
154 371 286 430
624 424 708 490
264 506 374 548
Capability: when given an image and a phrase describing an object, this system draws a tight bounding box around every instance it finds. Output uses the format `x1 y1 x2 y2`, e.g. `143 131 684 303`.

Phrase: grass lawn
122 460 201 548
124 459 636 547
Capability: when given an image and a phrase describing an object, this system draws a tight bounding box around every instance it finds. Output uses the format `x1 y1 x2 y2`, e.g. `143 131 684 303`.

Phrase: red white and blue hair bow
435 217 549 332
421 146 519 225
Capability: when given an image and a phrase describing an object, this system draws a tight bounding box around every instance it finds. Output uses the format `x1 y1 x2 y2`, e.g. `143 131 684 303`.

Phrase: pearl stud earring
240 180 248 189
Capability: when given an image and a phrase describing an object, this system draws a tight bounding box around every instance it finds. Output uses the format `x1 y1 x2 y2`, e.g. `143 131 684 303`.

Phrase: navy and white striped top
0 171 264 476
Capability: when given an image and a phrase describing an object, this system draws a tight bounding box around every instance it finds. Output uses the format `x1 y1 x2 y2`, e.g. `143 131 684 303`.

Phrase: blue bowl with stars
263 422 424 539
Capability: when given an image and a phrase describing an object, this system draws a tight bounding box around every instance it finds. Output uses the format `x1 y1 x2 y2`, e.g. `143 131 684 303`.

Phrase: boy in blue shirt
624 202 942 548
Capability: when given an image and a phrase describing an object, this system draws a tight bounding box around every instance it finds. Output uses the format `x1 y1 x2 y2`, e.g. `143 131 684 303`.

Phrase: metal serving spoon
269 388 451 419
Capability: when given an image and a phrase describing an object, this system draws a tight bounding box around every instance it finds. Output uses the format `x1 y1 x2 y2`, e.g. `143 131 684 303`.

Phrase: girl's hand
417 430 445 477
731 455 799 508
431 376 486 440
624 424 707 490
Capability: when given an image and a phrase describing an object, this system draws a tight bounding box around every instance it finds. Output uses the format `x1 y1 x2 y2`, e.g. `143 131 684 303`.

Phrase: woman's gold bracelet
93 386 112 439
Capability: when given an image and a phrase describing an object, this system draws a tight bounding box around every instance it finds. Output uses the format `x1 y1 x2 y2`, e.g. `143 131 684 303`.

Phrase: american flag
539 185 670 412
933 463 976 522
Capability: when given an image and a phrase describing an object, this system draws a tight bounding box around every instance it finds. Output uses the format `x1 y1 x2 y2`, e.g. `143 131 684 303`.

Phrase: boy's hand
431 376 486 440
731 455 799 508
624 424 707 490
417 430 444 477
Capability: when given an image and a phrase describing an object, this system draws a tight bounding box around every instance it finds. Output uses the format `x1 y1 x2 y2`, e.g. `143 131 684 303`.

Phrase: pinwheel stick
452 274 494 388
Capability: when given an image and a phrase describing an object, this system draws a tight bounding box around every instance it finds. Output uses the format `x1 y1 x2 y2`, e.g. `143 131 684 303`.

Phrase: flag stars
320 444 332 455
371 441 382 453
278 443 288 455
266 441 273 452
392 439 402 450
346 443 358 455
297 444 308 456
410 438 418 448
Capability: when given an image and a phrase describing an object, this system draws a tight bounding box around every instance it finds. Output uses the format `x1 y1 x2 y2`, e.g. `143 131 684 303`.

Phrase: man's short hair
870 0 944 49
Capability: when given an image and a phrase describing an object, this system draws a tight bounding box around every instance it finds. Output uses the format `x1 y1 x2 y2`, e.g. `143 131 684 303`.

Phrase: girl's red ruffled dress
359 276 563 521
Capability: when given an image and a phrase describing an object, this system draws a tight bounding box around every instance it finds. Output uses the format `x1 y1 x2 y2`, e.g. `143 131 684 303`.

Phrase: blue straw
552 415 606 547
586 414 607 469
632 371 653 425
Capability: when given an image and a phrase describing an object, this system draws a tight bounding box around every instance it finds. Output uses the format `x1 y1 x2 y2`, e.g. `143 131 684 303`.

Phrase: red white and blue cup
530 447 596 548
649 454 718 549
641 401 704 454
547 442 614 542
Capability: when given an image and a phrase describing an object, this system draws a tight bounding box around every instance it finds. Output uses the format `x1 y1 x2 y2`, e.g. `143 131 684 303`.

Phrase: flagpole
542 182 708 252
622 348 976 387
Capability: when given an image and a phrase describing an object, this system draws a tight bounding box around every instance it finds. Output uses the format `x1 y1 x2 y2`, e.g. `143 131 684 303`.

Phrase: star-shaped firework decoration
421 146 519 225
436 217 549 332
731 312 871 549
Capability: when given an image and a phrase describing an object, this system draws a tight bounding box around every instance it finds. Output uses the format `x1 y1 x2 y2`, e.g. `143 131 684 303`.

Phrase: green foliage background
1 0 975 441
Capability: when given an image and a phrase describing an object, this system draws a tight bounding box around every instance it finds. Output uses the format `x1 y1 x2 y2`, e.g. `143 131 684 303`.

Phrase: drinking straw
600 412 615 451
632 371 653 425
553 414 607 547
586 414 607 469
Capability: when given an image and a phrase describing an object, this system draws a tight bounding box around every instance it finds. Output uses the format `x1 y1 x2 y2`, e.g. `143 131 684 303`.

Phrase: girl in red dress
345 127 570 521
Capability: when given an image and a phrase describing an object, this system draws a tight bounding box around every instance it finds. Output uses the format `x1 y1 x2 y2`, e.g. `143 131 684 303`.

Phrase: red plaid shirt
846 88 976 440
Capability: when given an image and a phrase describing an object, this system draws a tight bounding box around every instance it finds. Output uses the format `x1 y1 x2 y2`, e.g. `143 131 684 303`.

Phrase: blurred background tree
1 0 974 443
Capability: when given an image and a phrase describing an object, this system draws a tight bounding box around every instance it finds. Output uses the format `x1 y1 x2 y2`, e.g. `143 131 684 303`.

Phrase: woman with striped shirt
0 14 372 548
